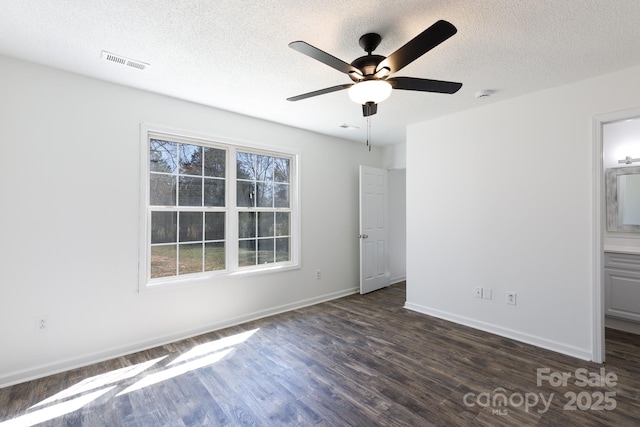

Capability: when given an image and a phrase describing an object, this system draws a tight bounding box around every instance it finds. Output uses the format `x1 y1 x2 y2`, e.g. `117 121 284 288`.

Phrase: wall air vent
101 51 148 71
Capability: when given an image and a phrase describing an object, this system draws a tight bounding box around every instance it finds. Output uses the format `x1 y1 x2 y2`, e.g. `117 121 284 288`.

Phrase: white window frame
139 124 300 290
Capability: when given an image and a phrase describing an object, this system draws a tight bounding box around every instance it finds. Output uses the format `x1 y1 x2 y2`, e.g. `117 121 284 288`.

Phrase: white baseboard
390 275 406 284
0 287 358 388
605 316 640 335
404 301 592 362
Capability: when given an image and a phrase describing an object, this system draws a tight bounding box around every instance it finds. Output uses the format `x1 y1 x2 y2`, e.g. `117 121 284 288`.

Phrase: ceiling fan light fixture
348 80 392 105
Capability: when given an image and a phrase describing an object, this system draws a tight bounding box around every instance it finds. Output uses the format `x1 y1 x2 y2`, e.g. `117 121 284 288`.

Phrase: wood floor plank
2 282 640 426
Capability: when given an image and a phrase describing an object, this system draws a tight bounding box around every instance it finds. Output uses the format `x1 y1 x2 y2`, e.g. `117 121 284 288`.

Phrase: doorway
594 107 640 363
358 165 407 294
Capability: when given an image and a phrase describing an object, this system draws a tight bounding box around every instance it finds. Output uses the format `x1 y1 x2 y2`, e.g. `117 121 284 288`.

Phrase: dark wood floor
2 282 640 426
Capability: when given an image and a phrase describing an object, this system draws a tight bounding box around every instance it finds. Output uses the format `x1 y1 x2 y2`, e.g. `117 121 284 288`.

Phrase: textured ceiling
1 1 640 145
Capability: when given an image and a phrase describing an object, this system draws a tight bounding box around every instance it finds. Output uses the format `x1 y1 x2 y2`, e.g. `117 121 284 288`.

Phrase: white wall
384 143 406 170
384 143 407 284
0 55 384 386
406 64 640 361
603 118 640 169
388 169 406 283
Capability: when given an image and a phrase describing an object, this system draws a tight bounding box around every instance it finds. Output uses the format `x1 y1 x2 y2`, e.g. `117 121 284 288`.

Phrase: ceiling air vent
101 51 148 71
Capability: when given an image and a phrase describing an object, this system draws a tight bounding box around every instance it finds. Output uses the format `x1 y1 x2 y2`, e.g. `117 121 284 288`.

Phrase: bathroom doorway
594 107 640 363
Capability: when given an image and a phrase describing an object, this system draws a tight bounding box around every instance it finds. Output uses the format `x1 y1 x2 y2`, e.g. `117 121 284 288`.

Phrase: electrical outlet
474 287 483 298
506 291 517 305
316 269 321 280
483 288 492 300
35 315 49 332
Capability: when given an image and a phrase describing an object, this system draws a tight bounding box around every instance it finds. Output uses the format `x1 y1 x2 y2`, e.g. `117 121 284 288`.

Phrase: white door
359 166 390 294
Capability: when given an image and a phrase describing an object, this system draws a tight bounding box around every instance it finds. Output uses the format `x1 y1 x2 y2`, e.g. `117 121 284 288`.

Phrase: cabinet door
605 269 640 322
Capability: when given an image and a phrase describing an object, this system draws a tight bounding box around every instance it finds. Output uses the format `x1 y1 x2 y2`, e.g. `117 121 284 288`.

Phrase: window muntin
142 130 298 287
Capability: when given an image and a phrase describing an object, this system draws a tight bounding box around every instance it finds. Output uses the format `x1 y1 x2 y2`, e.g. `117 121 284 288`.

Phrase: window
140 127 299 288
236 152 291 266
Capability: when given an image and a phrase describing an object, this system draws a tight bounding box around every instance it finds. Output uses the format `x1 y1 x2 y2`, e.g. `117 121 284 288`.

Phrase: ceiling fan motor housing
348 33 385 81
350 54 385 81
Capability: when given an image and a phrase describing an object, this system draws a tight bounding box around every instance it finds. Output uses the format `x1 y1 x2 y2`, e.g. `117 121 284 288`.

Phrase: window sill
140 262 301 292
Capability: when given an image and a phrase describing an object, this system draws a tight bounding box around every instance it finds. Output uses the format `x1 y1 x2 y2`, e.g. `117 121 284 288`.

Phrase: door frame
592 106 640 363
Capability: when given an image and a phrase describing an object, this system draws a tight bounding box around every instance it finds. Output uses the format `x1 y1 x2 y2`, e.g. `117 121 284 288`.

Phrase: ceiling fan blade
388 77 462 94
377 20 457 74
289 41 362 76
287 84 354 102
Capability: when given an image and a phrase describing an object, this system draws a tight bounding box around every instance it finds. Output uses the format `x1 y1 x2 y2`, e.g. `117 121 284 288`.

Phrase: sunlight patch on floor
168 328 259 366
1 328 260 426
117 348 233 396
0 387 115 427
30 356 167 409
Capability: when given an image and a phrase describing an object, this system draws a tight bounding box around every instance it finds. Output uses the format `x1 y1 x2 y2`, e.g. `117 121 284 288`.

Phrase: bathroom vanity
605 251 640 322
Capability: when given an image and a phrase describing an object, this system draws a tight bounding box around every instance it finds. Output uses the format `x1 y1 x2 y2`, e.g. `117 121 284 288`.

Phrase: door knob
359 234 369 239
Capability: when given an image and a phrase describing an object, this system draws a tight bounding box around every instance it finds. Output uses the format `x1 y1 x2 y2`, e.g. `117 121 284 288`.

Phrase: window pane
237 181 255 207
151 211 177 244
205 212 225 241
276 237 290 262
178 176 202 206
151 244 177 278
237 152 256 180
258 212 274 238
276 212 290 236
204 178 225 207
274 157 289 183
205 242 225 271
204 147 225 178
150 140 177 173
150 174 176 206
239 240 256 267
239 212 256 238
256 155 274 181
274 184 289 208
179 212 203 242
179 144 202 175
256 182 273 207
179 243 203 274
258 238 275 264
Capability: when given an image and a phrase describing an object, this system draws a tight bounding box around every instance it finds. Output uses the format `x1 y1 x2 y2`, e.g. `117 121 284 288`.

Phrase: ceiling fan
287 20 462 117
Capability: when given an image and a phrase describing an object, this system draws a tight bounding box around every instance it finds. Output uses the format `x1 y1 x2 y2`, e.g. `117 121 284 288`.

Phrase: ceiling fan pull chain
369 116 373 151
366 115 371 151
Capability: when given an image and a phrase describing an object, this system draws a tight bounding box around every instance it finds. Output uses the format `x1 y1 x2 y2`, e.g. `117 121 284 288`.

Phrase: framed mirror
606 165 640 232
